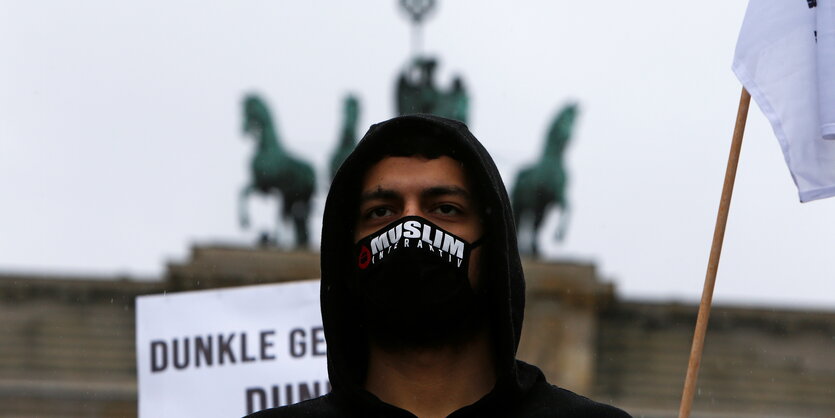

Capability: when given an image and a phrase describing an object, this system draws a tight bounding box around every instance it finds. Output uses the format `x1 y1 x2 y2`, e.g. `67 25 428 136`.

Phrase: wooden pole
678 87 751 418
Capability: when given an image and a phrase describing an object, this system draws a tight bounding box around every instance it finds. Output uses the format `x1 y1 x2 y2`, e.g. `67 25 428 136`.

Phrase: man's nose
402 200 423 217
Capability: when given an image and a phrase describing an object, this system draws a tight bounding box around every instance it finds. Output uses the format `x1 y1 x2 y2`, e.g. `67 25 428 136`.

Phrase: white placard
136 280 329 417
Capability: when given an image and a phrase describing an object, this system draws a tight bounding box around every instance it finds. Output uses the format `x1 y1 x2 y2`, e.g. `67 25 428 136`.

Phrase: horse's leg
238 184 254 228
531 205 547 257
512 197 532 254
271 193 291 246
291 198 310 248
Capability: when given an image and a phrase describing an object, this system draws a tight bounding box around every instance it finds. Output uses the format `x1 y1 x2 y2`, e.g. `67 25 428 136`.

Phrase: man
249 114 629 417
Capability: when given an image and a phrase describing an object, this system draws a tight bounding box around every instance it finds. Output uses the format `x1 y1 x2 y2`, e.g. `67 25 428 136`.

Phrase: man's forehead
359 185 472 203
359 155 471 194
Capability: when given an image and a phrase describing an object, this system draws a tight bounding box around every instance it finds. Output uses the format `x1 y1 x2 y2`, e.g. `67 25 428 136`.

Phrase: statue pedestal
166 245 320 291
516 258 614 395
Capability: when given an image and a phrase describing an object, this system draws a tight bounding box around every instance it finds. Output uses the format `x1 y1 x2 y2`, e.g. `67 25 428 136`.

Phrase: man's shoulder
245 394 344 418
515 380 631 418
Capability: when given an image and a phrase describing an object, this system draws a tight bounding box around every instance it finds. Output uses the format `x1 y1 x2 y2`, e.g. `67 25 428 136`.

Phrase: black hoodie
248 114 629 417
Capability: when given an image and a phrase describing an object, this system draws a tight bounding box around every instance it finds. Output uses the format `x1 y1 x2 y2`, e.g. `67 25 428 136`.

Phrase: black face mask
354 216 486 349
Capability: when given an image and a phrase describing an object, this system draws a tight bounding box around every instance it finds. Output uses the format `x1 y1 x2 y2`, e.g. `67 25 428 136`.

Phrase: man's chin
366 315 486 352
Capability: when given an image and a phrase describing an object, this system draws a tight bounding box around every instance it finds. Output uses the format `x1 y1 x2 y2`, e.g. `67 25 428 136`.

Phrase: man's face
355 155 483 286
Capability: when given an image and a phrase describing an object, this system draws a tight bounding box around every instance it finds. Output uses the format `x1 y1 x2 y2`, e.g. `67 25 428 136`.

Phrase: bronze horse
511 104 578 256
239 95 316 247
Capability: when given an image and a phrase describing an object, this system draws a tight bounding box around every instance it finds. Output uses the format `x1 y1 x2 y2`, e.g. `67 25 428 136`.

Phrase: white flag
733 0 835 202
819 1 835 138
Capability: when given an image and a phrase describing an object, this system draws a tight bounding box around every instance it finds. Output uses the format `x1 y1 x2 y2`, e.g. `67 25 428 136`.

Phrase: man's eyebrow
421 185 471 199
359 188 400 203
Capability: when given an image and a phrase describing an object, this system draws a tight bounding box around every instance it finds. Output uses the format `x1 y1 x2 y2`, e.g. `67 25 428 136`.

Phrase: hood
319 114 528 396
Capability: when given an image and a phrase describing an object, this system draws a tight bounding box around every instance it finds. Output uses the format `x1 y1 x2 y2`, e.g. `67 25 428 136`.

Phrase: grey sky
2 1 834 308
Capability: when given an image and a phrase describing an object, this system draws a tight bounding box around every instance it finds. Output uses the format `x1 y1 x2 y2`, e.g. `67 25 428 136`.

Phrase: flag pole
678 87 751 418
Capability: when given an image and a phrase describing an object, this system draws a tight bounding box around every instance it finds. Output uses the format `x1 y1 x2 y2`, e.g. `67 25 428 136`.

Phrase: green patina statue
329 94 361 181
396 57 469 123
239 95 316 248
395 0 468 122
511 103 579 256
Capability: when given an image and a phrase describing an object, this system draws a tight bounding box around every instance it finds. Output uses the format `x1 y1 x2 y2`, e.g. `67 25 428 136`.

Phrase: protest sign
136 280 328 417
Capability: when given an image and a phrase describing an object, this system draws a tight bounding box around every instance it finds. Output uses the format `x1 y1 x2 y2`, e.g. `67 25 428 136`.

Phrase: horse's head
555 103 579 133
538 102 580 163
548 103 579 148
242 94 273 138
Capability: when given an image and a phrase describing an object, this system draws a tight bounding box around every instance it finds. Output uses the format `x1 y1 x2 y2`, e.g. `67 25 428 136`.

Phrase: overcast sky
2 1 834 309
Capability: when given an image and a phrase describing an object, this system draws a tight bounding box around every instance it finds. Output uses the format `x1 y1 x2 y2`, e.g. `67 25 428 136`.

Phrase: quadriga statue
396 57 468 124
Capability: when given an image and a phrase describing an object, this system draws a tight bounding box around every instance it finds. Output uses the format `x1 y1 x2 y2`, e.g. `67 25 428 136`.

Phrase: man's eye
368 207 394 219
434 204 461 215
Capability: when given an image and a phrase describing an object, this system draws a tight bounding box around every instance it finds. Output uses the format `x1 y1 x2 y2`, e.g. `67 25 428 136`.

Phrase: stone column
515 259 614 395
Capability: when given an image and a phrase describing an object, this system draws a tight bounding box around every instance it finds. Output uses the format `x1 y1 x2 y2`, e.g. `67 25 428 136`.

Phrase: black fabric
246 114 629 417
354 215 485 349
247 361 629 417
